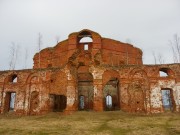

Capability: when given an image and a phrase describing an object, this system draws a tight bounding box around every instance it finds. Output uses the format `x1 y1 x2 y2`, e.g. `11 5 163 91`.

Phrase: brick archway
128 68 149 113
102 70 120 111
78 66 94 110
29 91 39 115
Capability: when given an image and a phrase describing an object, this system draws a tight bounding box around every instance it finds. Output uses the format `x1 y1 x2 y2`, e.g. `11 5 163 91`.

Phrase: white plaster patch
3 92 6 98
158 80 175 89
150 87 162 108
94 85 98 97
90 66 104 79
175 85 180 106
63 68 72 80
16 101 24 110
66 86 75 106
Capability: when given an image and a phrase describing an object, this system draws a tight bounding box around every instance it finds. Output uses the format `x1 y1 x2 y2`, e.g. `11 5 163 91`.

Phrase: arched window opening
159 71 168 77
79 37 93 43
106 95 112 109
9 74 17 83
78 31 93 51
159 68 173 77
161 89 173 111
79 95 85 110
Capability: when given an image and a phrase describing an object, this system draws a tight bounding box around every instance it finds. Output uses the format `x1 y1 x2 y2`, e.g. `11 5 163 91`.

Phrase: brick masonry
0 29 180 115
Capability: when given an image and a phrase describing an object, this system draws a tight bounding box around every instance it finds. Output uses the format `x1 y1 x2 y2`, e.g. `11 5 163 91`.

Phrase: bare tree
158 53 165 64
9 42 20 70
55 35 60 44
152 51 165 64
24 47 28 69
169 34 180 63
37 33 43 69
152 51 157 64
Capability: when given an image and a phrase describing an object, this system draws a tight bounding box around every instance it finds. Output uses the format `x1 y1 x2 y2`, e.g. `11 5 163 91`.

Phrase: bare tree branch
158 53 165 64
9 42 20 70
38 33 43 69
152 51 157 64
55 36 60 44
169 34 180 63
24 47 28 69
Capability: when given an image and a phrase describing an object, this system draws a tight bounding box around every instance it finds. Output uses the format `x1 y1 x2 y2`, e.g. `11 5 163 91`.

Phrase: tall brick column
93 79 103 111
65 80 78 112
90 66 105 111
63 66 78 113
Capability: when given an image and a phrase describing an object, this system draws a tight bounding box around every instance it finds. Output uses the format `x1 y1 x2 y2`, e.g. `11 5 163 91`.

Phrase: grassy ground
0 111 179 135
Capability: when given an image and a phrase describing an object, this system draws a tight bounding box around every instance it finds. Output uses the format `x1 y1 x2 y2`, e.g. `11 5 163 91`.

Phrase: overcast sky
0 0 180 70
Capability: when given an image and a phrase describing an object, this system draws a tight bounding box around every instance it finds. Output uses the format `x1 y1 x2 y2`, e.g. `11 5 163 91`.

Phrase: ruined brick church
0 29 180 115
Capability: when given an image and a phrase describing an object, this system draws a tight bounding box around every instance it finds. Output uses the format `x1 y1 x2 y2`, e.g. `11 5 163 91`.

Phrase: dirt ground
0 111 179 135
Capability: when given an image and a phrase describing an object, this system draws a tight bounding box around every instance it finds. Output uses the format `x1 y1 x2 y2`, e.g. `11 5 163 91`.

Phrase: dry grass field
0 111 179 135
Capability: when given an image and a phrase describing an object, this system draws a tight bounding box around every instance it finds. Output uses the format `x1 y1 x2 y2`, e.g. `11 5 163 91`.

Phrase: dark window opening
79 95 85 110
10 93 16 110
4 92 16 112
48 64 52 68
161 89 173 111
9 74 17 83
49 94 67 112
159 68 173 77
84 44 89 50
106 95 112 110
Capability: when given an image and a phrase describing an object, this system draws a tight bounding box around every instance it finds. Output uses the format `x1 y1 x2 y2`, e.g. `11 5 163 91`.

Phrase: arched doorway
127 69 150 113
29 91 39 115
78 66 94 111
103 77 120 111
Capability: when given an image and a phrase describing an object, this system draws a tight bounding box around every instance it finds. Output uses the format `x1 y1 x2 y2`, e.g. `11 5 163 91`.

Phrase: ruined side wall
0 63 179 115
0 69 57 115
33 40 70 69
102 38 143 66
93 64 180 113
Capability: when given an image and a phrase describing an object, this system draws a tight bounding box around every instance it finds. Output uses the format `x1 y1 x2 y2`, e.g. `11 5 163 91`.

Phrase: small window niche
47 64 52 68
159 68 171 77
84 44 89 50
159 71 168 77
9 74 18 83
